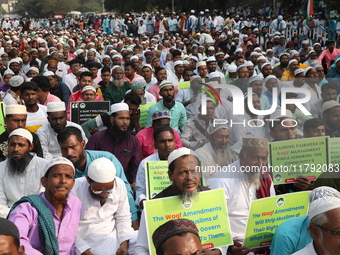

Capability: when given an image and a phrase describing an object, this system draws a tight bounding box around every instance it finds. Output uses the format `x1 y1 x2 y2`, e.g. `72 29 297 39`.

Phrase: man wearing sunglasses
71 157 136 255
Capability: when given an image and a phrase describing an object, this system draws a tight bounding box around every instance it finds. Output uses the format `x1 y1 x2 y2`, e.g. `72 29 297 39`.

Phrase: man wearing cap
215 52 229 74
272 53 289 79
231 64 249 94
195 123 237 185
141 65 157 91
0 128 49 217
196 61 208 79
86 102 142 185
281 59 299 81
167 60 184 86
88 61 102 84
8 59 27 81
71 157 136 255
260 62 273 79
0 217 25 255
146 80 187 134
210 137 274 254
0 69 14 92
62 59 82 92
322 100 340 137
7 157 81 254
104 66 132 104
37 101 87 161
3 75 24 106
225 64 238 84
273 36 286 57
152 219 202 255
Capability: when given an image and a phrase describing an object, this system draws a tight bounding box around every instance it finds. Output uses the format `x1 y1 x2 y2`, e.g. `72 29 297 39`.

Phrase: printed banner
145 161 171 199
329 137 340 165
70 101 110 125
178 81 190 90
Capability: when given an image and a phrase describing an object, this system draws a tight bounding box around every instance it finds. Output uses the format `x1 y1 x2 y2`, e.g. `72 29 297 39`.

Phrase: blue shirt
74 150 138 221
270 215 312 255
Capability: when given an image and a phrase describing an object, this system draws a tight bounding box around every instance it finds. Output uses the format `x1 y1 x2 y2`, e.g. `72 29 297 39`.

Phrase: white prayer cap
266 49 273 53
9 76 24 87
110 102 129 113
257 55 266 61
74 49 84 56
242 137 268 149
4 69 14 76
110 50 118 54
261 62 271 71
304 67 314 76
207 123 229 135
322 100 340 114
294 69 304 76
174 60 183 67
8 59 20 66
159 80 173 90
112 54 122 59
290 50 299 57
206 56 216 63
47 102 66 113
102 55 111 61
82 86 96 93
301 40 309 45
235 48 243 53
8 128 33 144
309 186 340 203
250 52 261 57
88 157 116 183
190 55 198 62
227 64 237 73
233 30 239 34
278 15 283 20
5 105 26 116
249 75 263 84
47 157 75 172
254 47 262 51
236 64 247 72
288 59 298 66
215 52 224 57
196 61 206 69
130 55 139 61
43 71 55 77
270 108 293 120
168 147 198 166
309 196 340 219
28 67 39 74
264 75 278 84
206 71 220 79
245 61 254 67
183 60 190 65
208 46 215 51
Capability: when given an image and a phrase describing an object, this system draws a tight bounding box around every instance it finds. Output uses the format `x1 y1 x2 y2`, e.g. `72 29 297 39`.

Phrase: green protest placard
139 102 155 127
329 137 340 165
145 161 171 199
178 81 190 90
144 189 232 255
269 137 329 185
243 191 310 249
0 102 5 134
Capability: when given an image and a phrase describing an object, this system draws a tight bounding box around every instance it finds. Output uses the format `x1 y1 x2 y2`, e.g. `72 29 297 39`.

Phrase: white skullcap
4 69 14 76
9 76 24 87
168 147 198 165
43 71 55 77
47 157 75 172
309 196 340 219
112 54 122 59
28 67 39 74
183 60 190 65
159 80 173 90
250 52 261 57
278 15 283 20
78 67 90 73
47 102 66 112
264 75 278 84
110 102 129 113
227 64 237 73
245 61 254 67
102 55 110 61
206 56 216 63
233 30 239 34
8 59 20 66
290 50 299 57
235 48 243 53
288 59 298 66
88 157 116 183
270 108 293 120
111 65 123 73
208 46 215 51
190 56 198 62
130 55 139 61
249 75 263 84
236 64 247 72
309 186 340 203
254 47 262 51
5 105 26 116
8 128 33 144
174 60 183 67
261 62 271 71
322 100 340 114
304 67 314 76
257 55 266 61
82 86 96 93
215 52 224 57
206 71 220 79
142 64 152 70
294 69 304 76
207 123 229 134
196 61 206 69
266 49 274 52
301 40 309 45
74 49 84 56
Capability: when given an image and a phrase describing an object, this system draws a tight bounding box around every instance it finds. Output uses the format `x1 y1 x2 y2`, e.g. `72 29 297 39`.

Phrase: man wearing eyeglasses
62 59 82 92
71 157 136 255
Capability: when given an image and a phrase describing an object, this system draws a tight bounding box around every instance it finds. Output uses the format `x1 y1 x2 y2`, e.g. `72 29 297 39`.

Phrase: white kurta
62 72 77 92
0 154 49 217
135 152 160 207
292 242 317 255
209 160 275 240
37 121 88 161
71 177 135 255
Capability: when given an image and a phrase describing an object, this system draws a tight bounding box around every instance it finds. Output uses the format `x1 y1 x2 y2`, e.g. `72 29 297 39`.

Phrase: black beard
88 186 107 201
8 152 33 176
281 62 288 68
111 124 130 140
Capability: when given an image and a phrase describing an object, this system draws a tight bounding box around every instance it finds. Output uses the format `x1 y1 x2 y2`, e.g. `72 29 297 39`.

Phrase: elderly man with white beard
195 123 237 186
103 65 132 104
210 137 275 255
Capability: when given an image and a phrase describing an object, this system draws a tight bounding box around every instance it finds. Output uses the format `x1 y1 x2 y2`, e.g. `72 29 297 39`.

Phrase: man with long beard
0 128 49 218
210 137 275 255
7 157 82 254
103 66 132 104
195 123 237 186
135 148 227 255
86 103 142 188
272 52 289 79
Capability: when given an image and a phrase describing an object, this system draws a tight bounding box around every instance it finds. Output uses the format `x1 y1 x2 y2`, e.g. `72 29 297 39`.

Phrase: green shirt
103 81 132 104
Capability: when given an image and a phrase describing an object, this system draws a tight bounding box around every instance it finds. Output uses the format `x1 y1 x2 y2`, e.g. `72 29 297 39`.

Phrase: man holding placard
210 137 275 255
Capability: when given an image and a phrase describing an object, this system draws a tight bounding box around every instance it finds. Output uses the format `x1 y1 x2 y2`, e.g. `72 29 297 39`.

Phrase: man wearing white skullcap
71 157 136 255
270 15 286 33
281 59 299 81
210 137 275 254
135 147 228 254
231 64 249 93
167 60 184 87
292 187 340 255
0 128 49 217
2 75 25 106
37 101 87 161
196 61 208 79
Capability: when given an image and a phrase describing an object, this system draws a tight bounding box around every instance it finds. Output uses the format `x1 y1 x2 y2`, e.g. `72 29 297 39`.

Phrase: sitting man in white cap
146 80 187 135
292 187 340 255
196 61 208 79
281 59 299 82
7 157 81 255
2 75 24 106
135 147 227 255
37 102 87 161
71 157 136 255
322 100 340 137
167 60 184 86
0 128 49 217
231 64 249 93
0 104 43 162
210 137 275 255
225 64 237 84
